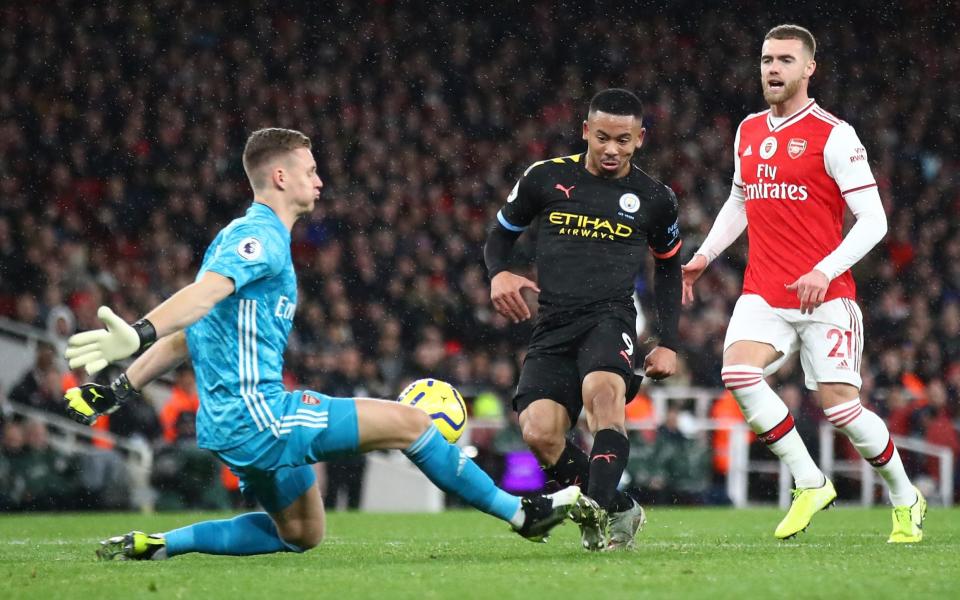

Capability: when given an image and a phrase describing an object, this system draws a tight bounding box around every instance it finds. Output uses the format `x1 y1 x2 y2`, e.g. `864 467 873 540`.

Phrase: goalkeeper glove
64 372 140 426
65 306 157 375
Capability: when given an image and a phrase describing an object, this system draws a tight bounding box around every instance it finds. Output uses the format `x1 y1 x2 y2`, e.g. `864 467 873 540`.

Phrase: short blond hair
765 24 816 58
242 128 311 188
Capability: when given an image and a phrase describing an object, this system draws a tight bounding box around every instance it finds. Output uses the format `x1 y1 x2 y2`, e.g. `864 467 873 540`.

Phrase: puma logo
555 183 575 199
592 453 617 463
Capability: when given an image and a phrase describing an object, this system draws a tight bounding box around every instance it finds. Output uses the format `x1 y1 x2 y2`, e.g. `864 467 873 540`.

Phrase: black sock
610 487 638 513
587 428 630 511
542 440 590 491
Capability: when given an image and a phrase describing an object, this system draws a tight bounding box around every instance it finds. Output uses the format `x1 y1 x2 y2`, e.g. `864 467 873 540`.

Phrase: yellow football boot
775 478 837 539
97 531 167 560
888 487 926 543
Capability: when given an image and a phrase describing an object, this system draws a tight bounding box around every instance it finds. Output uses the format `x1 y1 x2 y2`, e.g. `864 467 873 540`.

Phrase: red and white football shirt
733 100 877 309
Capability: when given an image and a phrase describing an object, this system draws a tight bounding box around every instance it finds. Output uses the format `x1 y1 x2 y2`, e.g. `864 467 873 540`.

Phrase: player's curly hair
242 128 312 188
765 24 816 58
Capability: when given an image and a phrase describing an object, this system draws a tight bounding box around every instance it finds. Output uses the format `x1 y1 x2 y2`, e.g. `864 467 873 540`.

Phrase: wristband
131 318 157 350
110 372 141 406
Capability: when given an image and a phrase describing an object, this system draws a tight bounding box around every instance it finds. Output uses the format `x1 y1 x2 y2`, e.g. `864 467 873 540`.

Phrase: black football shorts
513 310 639 427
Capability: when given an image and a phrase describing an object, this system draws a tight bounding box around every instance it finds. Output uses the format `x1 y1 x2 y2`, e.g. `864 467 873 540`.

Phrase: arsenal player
682 24 925 543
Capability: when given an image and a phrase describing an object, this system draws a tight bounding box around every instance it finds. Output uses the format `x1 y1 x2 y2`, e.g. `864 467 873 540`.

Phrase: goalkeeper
64 128 582 560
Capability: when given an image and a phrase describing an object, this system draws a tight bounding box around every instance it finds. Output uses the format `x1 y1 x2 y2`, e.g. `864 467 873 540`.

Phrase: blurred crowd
0 1 958 508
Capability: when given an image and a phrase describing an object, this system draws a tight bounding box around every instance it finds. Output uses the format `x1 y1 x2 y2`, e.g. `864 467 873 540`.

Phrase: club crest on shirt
301 392 322 405
237 237 262 260
619 193 640 213
788 138 807 159
759 136 778 159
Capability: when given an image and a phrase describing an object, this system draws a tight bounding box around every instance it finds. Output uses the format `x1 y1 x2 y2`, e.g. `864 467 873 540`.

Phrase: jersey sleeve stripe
812 107 842 125
650 240 682 259
810 111 840 127
523 159 548 176
841 183 878 196
497 210 526 232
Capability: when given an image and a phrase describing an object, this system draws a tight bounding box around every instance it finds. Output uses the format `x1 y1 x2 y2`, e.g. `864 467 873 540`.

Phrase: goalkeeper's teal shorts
216 390 360 512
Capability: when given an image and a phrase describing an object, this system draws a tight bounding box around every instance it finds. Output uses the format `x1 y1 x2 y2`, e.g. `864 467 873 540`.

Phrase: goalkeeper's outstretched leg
97 398 581 560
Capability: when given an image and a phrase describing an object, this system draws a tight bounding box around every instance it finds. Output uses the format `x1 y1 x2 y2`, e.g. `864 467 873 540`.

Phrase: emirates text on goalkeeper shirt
496 153 681 321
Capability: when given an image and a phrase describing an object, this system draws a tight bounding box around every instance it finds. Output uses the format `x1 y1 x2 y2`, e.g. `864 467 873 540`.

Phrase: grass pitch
1 507 957 599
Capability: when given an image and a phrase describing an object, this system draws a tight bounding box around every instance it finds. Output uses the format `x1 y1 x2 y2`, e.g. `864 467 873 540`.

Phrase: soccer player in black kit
484 89 682 551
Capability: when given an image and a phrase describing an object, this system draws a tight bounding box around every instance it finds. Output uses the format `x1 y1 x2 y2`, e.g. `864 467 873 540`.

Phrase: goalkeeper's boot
96 531 167 561
513 485 581 543
775 477 837 539
606 496 647 551
888 486 926 543
570 494 609 551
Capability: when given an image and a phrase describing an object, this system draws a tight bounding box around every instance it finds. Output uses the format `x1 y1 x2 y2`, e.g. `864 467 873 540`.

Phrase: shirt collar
249 202 290 241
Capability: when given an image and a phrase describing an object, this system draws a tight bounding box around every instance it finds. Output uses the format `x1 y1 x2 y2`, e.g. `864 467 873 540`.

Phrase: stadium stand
0 1 957 509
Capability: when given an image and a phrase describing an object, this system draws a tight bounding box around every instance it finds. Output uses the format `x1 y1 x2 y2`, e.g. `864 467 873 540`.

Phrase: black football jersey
497 153 681 317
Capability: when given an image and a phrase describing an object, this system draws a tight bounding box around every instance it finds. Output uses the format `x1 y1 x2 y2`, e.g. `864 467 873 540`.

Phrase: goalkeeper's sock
404 425 521 524
587 428 630 511
543 439 590 490
722 366 825 488
164 512 303 557
824 398 916 506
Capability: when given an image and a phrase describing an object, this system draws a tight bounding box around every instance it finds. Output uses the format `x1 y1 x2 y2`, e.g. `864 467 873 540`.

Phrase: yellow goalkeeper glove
64 373 140 426
64 306 157 375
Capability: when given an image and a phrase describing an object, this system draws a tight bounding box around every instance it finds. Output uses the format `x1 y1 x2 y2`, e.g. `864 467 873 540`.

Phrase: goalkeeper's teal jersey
186 202 296 450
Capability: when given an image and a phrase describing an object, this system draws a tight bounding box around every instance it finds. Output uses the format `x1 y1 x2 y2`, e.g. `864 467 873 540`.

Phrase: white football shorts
723 294 864 390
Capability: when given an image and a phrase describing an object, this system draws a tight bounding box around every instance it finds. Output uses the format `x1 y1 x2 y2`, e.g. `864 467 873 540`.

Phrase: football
397 378 468 443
